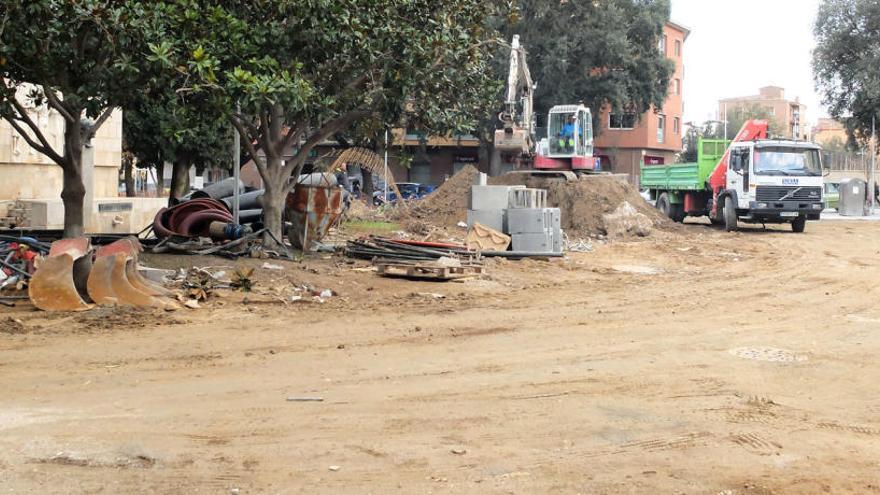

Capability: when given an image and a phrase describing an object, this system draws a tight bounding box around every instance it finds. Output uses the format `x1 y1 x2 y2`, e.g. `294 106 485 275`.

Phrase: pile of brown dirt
403 165 481 227
491 175 670 238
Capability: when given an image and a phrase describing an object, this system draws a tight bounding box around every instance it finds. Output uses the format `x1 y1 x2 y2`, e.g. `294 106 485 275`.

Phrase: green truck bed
640 138 730 191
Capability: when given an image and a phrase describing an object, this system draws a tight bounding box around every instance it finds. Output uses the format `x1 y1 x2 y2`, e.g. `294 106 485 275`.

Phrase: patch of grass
342 220 401 235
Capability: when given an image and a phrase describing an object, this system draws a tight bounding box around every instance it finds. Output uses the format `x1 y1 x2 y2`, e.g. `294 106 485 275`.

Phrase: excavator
492 35 600 178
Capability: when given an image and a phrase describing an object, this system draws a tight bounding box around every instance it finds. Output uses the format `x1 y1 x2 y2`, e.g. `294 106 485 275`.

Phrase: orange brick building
593 21 689 185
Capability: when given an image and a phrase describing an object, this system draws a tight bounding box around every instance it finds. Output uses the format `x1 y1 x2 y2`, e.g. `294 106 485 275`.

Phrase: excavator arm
494 35 535 157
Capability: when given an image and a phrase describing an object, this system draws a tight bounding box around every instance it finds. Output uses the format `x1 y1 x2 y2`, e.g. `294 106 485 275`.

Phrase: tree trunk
260 170 287 250
155 163 165 197
61 123 86 238
61 166 86 238
362 168 374 200
169 158 190 206
123 154 136 197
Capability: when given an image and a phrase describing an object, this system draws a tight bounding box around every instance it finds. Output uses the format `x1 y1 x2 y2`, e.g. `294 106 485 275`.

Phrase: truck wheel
671 204 686 223
791 215 806 233
656 193 672 219
723 196 738 232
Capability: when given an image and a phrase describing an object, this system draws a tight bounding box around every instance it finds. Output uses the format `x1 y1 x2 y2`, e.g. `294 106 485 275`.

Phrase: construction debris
466 223 511 252
376 261 483 281
0 235 49 291
27 237 179 312
345 237 477 263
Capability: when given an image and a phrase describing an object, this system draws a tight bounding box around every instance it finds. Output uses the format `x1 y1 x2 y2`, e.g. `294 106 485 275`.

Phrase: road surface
1 221 879 494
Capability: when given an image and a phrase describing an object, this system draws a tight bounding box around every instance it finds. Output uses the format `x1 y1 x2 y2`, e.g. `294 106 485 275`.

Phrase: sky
670 0 826 126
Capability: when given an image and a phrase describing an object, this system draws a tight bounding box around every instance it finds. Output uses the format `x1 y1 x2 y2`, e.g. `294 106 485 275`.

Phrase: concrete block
469 185 525 210
509 188 548 209
511 232 555 253
467 209 506 233
553 228 564 253
507 208 561 234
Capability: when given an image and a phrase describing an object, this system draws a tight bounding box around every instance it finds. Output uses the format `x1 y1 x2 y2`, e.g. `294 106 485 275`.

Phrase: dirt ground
2 220 880 494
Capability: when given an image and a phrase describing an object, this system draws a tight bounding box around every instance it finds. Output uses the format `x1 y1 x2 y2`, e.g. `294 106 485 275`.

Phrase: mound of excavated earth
404 166 671 238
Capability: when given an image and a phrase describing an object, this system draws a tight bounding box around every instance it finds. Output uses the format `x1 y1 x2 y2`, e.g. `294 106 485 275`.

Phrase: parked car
372 182 435 205
824 181 840 210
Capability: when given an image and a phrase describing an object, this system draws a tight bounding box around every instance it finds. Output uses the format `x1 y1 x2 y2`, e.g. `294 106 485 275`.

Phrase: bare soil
1 220 879 493
403 165 673 238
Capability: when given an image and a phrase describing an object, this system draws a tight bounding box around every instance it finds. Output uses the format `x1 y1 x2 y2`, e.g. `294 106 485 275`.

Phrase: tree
146 1 501 247
813 0 880 148
123 86 232 205
503 0 675 125
0 1 143 237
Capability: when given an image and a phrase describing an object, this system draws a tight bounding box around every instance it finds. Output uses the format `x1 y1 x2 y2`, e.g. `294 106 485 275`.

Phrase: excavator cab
547 105 593 158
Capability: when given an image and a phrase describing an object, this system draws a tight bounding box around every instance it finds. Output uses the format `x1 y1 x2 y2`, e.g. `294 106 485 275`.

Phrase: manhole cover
729 347 807 363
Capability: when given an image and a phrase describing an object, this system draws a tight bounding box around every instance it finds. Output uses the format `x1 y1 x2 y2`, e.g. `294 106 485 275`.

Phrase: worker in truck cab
558 115 576 153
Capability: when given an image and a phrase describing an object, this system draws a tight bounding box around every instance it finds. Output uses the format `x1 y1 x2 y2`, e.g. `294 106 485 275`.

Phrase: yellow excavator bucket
28 238 94 312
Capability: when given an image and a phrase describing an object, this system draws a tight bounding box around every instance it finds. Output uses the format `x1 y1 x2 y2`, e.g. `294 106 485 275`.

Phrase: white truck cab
724 140 824 232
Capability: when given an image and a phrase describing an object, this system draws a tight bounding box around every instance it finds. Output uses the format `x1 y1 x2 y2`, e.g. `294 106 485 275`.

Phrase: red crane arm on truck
707 119 769 215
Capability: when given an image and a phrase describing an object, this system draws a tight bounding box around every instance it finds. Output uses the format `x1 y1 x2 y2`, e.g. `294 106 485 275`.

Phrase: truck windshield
754 147 822 176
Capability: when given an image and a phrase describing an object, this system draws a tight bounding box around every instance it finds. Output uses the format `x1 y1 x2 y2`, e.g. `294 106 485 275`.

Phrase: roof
666 20 691 41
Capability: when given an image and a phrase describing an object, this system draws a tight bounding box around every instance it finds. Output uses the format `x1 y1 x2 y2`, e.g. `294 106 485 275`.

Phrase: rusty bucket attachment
28 238 94 312
87 238 174 309
285 183 346 251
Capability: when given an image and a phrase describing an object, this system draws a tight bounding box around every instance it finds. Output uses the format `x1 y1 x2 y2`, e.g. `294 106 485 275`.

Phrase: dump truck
641 120 825 232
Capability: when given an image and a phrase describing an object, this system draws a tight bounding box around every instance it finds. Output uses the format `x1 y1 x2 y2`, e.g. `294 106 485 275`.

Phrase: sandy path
1 221 879 494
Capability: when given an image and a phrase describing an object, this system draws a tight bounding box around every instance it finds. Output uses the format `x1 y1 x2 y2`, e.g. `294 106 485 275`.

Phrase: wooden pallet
375 262 483 281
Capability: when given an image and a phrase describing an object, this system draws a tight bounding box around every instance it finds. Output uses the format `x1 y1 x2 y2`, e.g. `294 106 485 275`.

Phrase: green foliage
143 1 501 140
500 0 675 124
813 0 880 147
138 0 503 244
123 85 232 172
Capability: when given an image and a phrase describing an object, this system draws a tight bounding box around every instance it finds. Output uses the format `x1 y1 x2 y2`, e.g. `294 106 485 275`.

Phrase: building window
674 39 681 57
657 114 666 143
609 113 637 130
659 35 667 55
674 117 680 135
674 78 681 96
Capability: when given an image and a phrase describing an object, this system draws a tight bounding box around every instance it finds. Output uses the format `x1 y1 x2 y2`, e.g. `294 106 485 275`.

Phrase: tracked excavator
491 35 600 180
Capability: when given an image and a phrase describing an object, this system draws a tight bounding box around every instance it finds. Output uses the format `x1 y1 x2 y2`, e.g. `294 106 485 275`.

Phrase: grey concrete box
469 185 525 211
511 232 555 253
467 209 506 233
553 228 564 253
507 208 561 234
839 178 866 216
508 188 548 209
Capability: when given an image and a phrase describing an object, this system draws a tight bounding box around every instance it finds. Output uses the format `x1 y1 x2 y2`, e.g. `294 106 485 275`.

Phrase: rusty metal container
285 184 345 251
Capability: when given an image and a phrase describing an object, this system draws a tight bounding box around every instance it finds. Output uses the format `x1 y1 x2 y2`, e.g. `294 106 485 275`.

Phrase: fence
823 150 870 172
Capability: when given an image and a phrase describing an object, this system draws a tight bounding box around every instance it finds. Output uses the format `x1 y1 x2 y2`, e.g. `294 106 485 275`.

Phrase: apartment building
718 86 810 140
593 20 690 185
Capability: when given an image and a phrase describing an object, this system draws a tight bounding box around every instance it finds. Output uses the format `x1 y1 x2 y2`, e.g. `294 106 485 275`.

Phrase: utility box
507 208 561 234
838 178 867 216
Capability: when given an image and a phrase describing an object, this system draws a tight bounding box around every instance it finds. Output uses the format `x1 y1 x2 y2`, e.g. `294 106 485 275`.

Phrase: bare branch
230 117 266 178
87 106 115 140
281 110 371 178
4 116 64 165
7 97 64 164
41 87 76 123
281 121 308 152
232 112 260 138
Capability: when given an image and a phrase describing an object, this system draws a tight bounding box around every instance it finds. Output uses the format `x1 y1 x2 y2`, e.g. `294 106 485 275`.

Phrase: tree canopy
813 0 880 147
143 0 502 246
502 0 674 124
0 0 146 236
